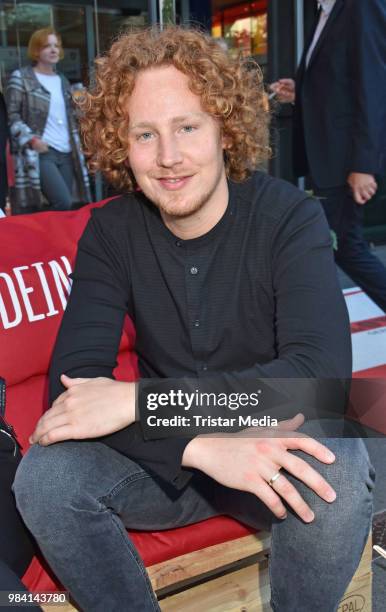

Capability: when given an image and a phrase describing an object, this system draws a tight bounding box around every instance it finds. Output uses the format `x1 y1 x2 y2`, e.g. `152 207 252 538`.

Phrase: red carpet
345 288 386 377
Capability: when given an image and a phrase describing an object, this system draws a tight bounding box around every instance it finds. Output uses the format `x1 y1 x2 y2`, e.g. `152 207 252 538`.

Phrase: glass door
0 2 149 87
0 1 150 199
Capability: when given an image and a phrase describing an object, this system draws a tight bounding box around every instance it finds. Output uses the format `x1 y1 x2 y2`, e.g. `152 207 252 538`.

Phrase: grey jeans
39 147 74 211
14 422 374 612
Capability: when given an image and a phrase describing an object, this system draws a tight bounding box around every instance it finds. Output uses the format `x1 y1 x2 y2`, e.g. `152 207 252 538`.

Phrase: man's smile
156 175 193 190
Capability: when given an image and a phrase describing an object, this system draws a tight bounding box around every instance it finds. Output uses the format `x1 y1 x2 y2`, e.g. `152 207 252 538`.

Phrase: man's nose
156 135 183 167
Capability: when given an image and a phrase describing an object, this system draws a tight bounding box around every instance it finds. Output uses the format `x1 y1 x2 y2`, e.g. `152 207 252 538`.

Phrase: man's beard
154 189 212 218
149 168 224 220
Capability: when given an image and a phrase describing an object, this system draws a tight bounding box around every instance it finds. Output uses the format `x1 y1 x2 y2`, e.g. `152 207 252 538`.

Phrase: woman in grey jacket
5 27 91 214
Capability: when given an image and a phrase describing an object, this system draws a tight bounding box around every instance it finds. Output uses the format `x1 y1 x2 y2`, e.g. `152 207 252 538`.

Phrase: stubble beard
155 190 211 219
149 167 224 220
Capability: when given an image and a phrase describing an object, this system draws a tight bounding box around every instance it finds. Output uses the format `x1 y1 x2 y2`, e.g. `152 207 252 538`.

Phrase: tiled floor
338 244 386 611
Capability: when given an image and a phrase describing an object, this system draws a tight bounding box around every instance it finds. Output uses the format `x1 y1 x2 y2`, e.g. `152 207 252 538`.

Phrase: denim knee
326 436 374 493
14 442 92 537
289 431 374 525
269 436 374 612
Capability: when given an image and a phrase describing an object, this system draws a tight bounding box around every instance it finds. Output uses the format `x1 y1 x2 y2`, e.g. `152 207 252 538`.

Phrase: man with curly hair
14 27 373 611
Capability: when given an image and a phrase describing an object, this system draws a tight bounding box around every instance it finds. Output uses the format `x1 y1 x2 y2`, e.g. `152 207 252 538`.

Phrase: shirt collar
318 0 336 15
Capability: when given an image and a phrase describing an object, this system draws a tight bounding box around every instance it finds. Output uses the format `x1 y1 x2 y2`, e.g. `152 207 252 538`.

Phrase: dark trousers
14 426 374 612
39 147 74 211
312 183 386 312
0 437 41 611
0 445 34 577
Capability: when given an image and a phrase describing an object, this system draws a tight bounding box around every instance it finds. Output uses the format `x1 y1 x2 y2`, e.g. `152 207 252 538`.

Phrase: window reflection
212 1 267 63
0 2 148 87
95 5 148 55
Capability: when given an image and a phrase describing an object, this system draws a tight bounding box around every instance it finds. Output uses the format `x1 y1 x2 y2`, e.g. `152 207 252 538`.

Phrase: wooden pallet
157 533 372 611
42 532 372 612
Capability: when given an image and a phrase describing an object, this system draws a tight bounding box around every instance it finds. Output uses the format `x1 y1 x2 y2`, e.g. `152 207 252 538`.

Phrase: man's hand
29 137 49 153
30 375 137 446
347 172 378 204
269 79 296 104
182 414 336 523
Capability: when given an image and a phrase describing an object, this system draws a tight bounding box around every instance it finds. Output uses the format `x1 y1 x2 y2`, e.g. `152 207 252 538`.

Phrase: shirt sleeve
49 208 192 490
5 71 36 148
139 196 352 438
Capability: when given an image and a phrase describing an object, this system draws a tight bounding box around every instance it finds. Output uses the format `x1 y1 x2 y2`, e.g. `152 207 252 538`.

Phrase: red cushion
130 516 256 567
23 516 256 593
1 203 138 440
7 375 48 449
0 204 103 384
0 207 256 593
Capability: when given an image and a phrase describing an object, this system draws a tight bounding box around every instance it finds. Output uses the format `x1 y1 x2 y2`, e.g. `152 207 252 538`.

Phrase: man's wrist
128 381 138 424
181 435 206 469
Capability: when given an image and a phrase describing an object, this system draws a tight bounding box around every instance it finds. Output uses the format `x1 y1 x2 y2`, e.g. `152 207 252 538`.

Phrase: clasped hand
30 375 137 446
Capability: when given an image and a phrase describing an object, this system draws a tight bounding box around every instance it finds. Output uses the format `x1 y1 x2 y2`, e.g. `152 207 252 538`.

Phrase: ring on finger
268 469 282 487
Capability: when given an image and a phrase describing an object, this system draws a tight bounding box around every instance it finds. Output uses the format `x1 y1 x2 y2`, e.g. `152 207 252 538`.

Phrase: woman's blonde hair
78 25 271 192
28 27 64 62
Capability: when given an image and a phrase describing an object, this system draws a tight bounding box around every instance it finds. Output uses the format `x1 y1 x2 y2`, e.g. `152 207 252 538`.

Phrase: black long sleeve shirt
49 172 352 489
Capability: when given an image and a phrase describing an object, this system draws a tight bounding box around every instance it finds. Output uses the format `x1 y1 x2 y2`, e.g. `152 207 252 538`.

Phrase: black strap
0 378 22 453
0 377 5 417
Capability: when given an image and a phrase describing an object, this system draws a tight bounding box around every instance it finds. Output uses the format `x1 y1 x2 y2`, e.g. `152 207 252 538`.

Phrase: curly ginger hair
77 26 271 192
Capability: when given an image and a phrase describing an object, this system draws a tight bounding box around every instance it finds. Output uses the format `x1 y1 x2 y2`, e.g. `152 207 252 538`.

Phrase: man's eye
137 132 154 141
181 125 196 133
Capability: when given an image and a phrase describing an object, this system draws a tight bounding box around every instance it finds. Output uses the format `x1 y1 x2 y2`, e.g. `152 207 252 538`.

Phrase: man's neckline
141 180 239 249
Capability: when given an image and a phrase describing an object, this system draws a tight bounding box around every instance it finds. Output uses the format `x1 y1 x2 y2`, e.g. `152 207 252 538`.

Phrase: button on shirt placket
185 248 206 374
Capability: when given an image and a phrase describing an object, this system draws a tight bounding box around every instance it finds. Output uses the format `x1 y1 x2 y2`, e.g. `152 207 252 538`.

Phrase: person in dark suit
271 0 386 311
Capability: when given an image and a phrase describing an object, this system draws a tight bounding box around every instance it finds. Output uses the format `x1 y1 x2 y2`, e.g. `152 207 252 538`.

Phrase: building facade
0 0 305 181
1 0 384 234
